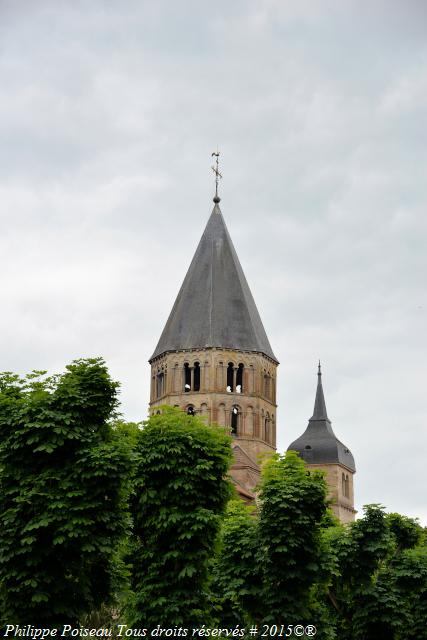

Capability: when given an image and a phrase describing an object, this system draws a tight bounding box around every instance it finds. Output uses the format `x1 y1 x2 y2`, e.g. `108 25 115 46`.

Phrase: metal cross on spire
211 150 222 203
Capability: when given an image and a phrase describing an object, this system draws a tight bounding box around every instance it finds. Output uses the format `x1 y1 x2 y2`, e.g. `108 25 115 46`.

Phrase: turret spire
287 364 356 473
312 360 328 420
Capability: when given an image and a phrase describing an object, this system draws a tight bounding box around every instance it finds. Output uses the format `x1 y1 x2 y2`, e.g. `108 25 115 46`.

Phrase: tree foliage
0 358 132 626
328 505 427 640
212 452 335 636
127 407 233 628
212 499 261 625
212 460 427 639
1 357 427 635
257 451 332 627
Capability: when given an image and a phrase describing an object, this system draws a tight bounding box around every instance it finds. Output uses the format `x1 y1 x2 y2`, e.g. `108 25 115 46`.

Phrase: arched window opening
156 372 164 398
231 405 239 435
227 363 234 392
187 406 195 416
342 473 349 497
184 363 191 392
344 475 350 498
264 374 269 398
236 363 244 393
265 413 270 442
194 362 200 391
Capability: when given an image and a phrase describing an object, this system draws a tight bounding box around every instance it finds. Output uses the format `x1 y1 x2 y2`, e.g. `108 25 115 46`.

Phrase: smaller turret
288 363 356 523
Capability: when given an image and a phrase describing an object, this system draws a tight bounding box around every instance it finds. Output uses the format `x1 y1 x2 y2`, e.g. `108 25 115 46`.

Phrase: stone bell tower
149 188 279 499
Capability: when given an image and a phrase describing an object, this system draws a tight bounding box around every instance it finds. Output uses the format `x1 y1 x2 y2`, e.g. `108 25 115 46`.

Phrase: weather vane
211 150 222 202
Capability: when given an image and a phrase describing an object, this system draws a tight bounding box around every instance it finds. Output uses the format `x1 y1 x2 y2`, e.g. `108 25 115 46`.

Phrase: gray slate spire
150 202 277 362
312 361 328 420
287 364 355 471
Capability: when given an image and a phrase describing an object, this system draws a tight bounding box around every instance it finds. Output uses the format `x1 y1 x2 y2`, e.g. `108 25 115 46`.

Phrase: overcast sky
1 0 426 523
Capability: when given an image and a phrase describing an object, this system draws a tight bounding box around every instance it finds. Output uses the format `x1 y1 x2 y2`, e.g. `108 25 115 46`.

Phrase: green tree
329 505 426 640
257 451 334 634
127 407 233 628
211 498 261 625
392 545 427 639
212 452 335 636
81 420 142 626
0 358 132 626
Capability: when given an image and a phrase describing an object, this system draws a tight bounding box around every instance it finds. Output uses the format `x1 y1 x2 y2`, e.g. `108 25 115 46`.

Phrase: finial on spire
211 150 222 204
318 360 322 376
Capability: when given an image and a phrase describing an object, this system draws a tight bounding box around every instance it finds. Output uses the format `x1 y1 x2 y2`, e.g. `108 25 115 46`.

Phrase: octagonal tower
149 196 278 498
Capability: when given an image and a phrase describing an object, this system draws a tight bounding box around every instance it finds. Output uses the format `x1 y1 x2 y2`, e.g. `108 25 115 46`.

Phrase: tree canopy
127 406 233 628
0 358 132 626
1 361 426 637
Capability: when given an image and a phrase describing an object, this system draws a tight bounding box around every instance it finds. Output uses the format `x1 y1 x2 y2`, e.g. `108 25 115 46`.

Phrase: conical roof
288 364 355 471
150 202 277 362
312 361 329 421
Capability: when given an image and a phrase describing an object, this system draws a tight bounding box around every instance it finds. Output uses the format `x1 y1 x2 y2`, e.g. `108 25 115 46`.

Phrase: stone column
216 363 224 393
150 375 154 402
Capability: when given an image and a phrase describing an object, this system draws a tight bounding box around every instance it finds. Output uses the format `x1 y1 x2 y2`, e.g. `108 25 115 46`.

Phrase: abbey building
149 190 356 522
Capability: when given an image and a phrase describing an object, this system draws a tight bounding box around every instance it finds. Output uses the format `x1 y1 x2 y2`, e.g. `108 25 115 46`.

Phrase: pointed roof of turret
312 360 329 421
287 363 355 472
150 199 277 362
